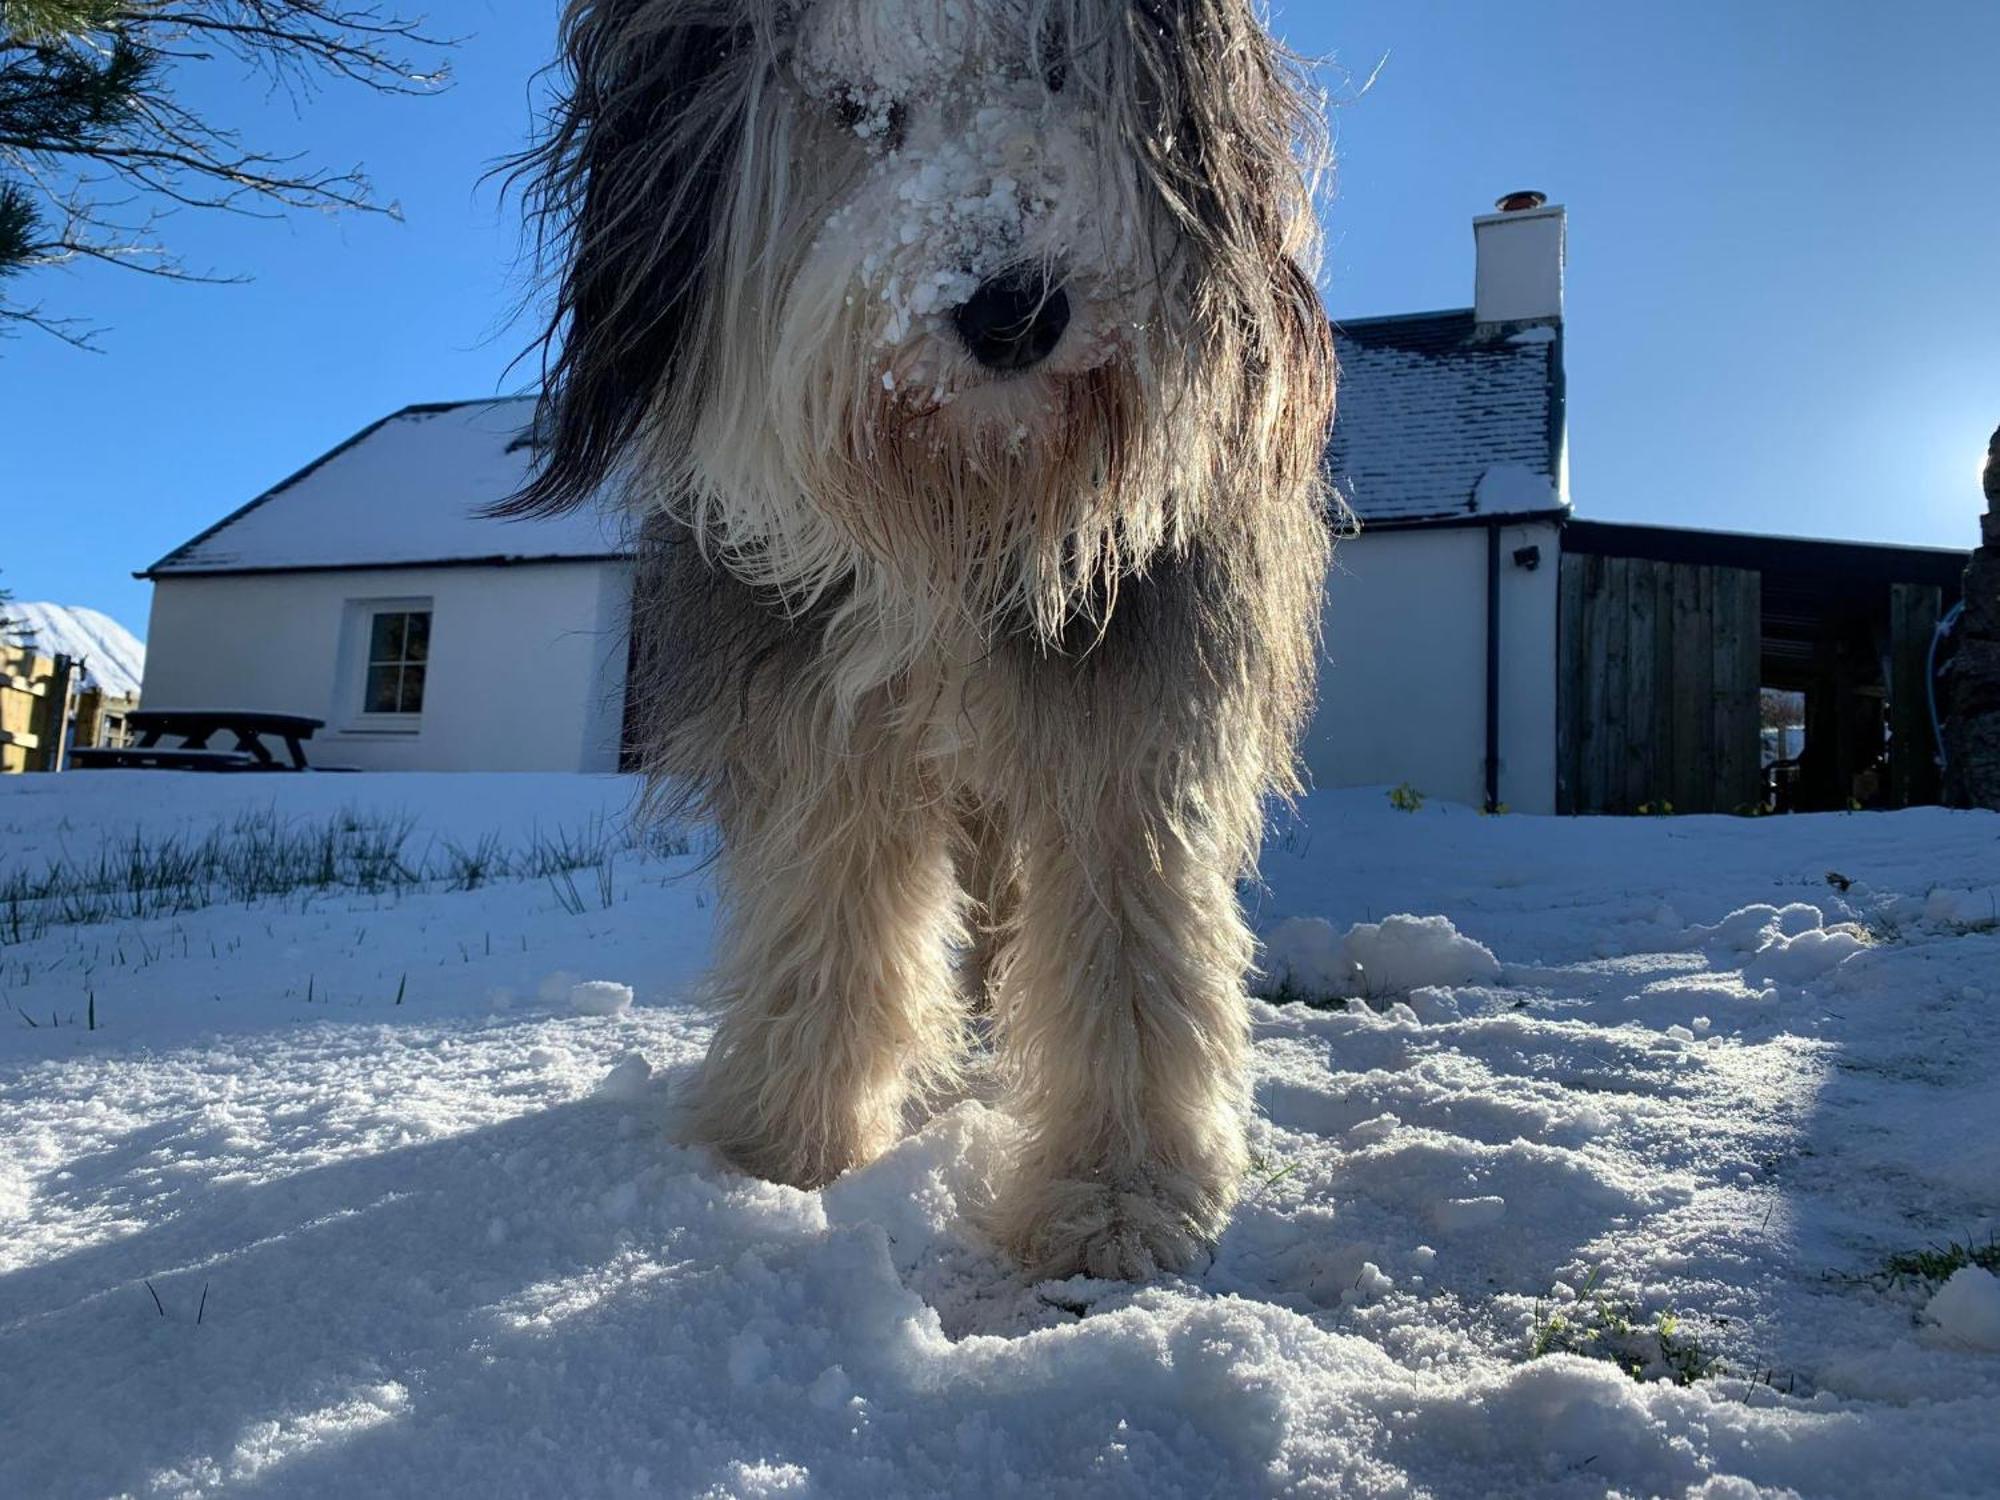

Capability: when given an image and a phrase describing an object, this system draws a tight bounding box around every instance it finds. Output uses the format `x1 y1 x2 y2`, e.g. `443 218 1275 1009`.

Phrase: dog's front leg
989 793 1254 1280
679 742 966 1189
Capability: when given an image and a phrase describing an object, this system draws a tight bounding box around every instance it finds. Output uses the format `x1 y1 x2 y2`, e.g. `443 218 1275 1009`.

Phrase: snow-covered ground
3 773 1998 1498
8 602 146 697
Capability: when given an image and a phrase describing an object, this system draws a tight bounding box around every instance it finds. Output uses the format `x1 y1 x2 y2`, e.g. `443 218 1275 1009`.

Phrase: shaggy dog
509 0 1335 1279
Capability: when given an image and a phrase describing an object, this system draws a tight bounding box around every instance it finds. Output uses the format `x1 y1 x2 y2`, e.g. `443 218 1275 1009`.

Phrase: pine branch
0 0 455 344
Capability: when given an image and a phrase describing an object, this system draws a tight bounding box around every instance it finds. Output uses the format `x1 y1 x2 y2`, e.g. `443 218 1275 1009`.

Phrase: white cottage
1313 198 1569 813
140 197 1571 800
139 401 632 772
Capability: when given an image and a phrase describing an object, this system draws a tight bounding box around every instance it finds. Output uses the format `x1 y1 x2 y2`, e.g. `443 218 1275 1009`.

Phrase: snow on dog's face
514 0 1332 642
788 0 1135 400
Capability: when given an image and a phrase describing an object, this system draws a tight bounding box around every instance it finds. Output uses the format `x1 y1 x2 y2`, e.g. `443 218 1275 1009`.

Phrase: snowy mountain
7 602 146 697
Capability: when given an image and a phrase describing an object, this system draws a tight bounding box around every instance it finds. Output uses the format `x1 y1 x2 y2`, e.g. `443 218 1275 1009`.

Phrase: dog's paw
993 1175 1220 1281
677 1077 901 1190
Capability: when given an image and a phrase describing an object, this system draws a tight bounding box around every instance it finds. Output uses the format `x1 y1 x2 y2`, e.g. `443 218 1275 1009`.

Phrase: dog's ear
1126 0 1316 254
1122 0 1330 346
500 1 754 517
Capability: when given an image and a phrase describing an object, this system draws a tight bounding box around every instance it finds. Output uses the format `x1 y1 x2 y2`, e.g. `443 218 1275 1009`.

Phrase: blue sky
8 0 1999 633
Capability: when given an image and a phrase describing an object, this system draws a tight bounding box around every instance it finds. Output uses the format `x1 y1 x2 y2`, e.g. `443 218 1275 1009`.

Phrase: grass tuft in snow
0 808 691 943
1862 912 1908 947
1244 1150 1307 1205
439 833 507 891
1528 1268 1720 1386
1872 1236 2000 1288
1259 974 1347 1009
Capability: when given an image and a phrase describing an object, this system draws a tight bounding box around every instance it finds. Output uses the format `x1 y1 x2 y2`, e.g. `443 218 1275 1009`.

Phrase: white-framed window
363 608 430 714
341 598 433 732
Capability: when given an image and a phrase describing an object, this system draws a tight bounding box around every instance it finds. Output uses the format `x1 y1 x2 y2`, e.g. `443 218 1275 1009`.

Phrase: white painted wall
142 562 632 772
1305 520 1561 813
144 535 1558 797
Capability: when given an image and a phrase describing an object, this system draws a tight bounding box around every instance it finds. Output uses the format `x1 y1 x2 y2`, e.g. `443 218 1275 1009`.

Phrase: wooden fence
2 646 75 773
2 646 138 773
1558 555 1764 815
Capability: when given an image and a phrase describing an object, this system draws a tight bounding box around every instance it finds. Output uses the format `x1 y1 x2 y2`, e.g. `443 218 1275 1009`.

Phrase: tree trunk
1946 427 2000 810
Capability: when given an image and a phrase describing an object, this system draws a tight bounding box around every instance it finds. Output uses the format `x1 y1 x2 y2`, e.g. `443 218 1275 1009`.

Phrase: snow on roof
1330 310 1567 527
8 602 146 697
143 398 625 577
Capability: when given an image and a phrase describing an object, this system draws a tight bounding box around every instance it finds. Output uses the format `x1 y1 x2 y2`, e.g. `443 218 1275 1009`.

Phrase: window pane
364 664 402 714
399 666 427 714
369 612 405 663
403 611 431 664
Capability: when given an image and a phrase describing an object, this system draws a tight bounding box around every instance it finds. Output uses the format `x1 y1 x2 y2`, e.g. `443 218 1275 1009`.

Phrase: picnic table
70 710 327 772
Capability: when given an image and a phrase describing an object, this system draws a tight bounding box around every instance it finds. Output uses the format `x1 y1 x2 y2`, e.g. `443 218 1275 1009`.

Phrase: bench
70 709 328 772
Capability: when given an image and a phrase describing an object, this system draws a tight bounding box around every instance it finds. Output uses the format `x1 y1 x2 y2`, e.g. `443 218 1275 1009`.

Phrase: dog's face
782 1 1138 422
516 0 1332 637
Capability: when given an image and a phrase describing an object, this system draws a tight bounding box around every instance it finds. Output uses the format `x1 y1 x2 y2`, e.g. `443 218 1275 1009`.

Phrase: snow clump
595 1051 653 1101
1259 916 1348 998
1741 924 1869 985
1682 903 1870 986
1923 1266 2000 1351
1262 913 1499 1002
569 980 634 1018
1682 902 1826 954
1925 886 2000 928
1340 914 1502 997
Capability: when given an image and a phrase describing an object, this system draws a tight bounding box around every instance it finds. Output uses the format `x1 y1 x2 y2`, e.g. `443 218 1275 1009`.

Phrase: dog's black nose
953 266 1071 373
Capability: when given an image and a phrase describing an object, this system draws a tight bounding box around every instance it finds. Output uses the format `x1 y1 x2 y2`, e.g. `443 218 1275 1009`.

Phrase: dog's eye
831 90 907 150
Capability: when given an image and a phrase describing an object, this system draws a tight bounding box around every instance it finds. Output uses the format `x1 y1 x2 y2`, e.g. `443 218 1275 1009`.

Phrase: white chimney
1473 192 1565 325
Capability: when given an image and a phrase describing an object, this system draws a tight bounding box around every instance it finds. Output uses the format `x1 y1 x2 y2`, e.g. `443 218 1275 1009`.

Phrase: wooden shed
1558 520 1968 815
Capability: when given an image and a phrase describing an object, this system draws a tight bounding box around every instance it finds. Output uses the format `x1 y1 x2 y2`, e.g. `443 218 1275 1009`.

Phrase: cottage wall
141 561 631 773
1304 520 1562 813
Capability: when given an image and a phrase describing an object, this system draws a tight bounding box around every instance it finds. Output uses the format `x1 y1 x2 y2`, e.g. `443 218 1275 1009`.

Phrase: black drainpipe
1485 522 1502 813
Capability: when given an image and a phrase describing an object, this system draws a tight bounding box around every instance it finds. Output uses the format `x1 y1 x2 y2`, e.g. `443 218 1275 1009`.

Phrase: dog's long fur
512 0 1336 1278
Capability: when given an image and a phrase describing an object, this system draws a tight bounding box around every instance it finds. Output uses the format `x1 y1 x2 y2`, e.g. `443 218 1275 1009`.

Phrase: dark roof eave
1562 517 1970 587
137 551 630 582
1348 506 1571 536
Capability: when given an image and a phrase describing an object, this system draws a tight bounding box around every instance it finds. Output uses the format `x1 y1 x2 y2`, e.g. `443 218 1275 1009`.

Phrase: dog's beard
816 359 1163 639
680 254 1213 655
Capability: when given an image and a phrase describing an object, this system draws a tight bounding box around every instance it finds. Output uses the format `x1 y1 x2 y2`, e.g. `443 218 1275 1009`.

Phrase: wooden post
1711 566 1764 813
1557 554 1585 813
74 688 102 753
30 654 77 773
1597 556 1630 812
1649 558 1678 808
1670 565 1716 812
1945 427 2000 809
1889 583 1943 807
1623 558 1659 810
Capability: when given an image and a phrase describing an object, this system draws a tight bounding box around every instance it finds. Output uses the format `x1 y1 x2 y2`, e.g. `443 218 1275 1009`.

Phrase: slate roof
142 397 623 578
1329 309 1567 527
145 314 1566 577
